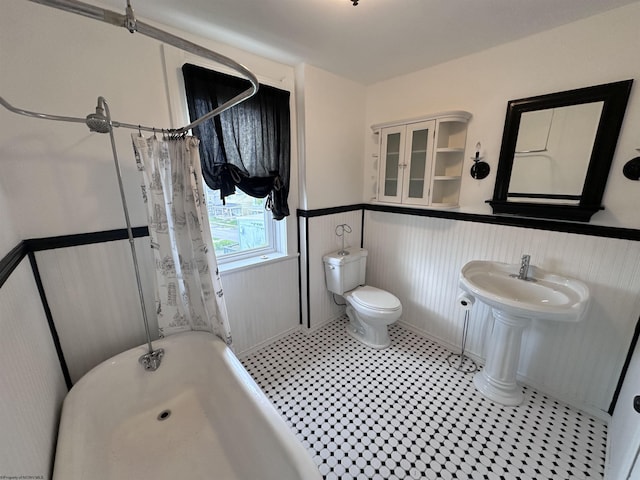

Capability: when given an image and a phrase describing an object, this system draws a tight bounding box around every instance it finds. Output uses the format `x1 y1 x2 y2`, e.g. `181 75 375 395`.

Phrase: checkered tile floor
241 317 607 480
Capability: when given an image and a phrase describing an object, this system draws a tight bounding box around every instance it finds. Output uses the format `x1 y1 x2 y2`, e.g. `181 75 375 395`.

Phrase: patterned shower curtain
132 134 232 345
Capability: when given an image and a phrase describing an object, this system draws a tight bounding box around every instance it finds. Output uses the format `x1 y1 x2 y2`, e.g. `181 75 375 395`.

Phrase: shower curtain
132 135 232 345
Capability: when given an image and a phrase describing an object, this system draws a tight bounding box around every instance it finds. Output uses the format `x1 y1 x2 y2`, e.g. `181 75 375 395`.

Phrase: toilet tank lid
323 247 367 265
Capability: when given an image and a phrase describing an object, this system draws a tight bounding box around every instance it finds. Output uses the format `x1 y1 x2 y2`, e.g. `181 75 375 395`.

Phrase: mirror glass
489 80 632 221
509 102 603 203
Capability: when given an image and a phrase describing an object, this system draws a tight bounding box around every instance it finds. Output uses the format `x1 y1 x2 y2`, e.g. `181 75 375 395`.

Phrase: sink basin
459 259 590 406
459 260 589 322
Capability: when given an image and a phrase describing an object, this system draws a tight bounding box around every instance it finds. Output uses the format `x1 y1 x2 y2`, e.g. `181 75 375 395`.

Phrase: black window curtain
182 63 291 220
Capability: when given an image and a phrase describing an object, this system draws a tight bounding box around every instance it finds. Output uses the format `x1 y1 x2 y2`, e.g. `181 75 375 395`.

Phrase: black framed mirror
489 79 633 222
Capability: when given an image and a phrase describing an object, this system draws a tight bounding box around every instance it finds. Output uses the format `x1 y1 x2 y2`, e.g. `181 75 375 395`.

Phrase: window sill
218 252 299 275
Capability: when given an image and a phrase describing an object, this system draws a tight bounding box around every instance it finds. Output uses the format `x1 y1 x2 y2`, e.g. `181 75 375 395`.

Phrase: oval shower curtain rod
1 0 259 134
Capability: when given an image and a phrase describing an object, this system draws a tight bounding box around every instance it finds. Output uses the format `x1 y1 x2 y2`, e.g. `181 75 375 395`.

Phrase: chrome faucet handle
509 254 535 280
139 348 164 371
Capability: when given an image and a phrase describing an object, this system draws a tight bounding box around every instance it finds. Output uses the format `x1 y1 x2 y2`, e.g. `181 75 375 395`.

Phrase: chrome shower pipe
0 96 89 126
101 97 157 361
29 0 113 22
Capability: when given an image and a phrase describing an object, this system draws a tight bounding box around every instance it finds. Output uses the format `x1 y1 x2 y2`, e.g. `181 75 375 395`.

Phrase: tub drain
157 409 171 421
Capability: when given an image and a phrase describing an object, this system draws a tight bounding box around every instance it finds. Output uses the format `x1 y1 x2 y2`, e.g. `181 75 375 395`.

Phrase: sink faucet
518 254 530 280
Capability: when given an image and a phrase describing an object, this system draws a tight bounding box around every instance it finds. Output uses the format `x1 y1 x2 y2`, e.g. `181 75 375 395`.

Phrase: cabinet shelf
436 147 465 153
433 175 461 181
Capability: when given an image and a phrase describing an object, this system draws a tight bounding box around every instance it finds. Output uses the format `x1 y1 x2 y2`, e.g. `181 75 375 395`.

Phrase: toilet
323 247 402 349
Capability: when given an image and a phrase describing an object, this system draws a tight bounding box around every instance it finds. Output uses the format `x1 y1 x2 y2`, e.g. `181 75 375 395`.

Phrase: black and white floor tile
241 317 607 480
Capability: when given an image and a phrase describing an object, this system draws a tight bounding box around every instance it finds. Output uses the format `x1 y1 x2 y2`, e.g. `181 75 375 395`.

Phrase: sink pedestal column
474 309 529 406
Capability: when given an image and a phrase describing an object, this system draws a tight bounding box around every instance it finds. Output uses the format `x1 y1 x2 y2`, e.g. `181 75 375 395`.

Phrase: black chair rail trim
297 204 640 241
0 241 28 289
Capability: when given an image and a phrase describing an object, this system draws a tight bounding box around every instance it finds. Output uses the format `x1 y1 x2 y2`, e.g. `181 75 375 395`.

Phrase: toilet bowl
323 247 402 349
344 285 402 349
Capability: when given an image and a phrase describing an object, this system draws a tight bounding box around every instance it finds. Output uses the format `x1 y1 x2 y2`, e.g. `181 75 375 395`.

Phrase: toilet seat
349 286 401 312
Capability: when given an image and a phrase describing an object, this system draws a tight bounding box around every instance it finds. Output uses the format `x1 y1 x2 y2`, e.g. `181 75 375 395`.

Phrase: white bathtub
52 331 321 480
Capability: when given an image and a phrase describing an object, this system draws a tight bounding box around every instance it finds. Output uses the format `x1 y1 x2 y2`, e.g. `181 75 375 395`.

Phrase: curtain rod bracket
125 0 137 33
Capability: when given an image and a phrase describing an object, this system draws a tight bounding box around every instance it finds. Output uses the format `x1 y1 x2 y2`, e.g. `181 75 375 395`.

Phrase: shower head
85 99 111 133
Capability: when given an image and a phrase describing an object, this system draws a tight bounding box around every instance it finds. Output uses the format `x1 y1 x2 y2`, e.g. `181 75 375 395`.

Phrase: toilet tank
323 247 367 295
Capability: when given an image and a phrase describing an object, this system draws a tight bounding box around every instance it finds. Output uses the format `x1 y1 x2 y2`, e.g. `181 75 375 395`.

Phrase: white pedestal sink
459 260 590 406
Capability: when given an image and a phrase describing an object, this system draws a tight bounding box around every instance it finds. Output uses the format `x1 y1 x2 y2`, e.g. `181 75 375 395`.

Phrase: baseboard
396 320 611 422
397 320 485 365
234 314 347 359
605 433 613 480
516 374 612 422
235 326 301 359
303 313 348 334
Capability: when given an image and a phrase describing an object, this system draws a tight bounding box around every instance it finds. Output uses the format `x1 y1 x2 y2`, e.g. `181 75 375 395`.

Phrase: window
204 187 276 261
182 63 291 265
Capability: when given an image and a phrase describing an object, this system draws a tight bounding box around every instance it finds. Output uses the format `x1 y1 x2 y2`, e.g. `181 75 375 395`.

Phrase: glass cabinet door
378 125 405 203
402 120 435 205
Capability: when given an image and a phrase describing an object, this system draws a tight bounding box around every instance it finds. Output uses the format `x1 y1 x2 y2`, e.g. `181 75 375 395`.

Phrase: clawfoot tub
52 331 321 480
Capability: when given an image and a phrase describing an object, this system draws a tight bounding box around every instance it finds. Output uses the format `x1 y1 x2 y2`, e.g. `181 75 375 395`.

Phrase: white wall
0 189 19 256
294 65 366 329
365 2 640 229
1 1 167 239
297 64 366 210
0 260 67 478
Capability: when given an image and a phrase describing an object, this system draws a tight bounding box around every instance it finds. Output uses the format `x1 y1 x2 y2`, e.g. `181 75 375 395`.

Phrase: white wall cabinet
373 111 471 208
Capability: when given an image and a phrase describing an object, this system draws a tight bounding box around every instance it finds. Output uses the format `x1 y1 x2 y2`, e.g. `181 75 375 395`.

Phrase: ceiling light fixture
351 1 359 5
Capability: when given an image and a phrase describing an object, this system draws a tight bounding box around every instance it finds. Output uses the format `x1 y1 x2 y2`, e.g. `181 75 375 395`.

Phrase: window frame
162 45 294 268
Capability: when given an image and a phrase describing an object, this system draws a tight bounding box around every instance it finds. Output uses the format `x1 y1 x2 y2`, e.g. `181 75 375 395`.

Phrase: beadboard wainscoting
299 208 364 330
21 231 300 384
221 256 300 355
35 238 158 383
0 259 67 477
363 210 640 416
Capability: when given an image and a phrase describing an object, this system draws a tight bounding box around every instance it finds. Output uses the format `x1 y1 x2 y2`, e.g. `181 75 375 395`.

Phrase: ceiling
95 0 637 85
